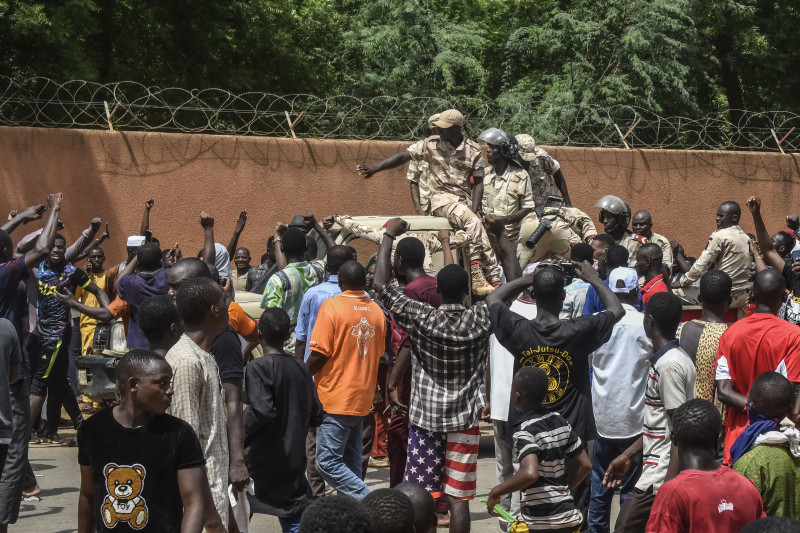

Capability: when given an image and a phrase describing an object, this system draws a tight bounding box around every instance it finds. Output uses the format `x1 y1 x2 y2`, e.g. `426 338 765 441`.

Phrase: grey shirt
0 318 21 444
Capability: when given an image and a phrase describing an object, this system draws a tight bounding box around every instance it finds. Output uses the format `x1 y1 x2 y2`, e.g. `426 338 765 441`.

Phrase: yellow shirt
74 271 107 354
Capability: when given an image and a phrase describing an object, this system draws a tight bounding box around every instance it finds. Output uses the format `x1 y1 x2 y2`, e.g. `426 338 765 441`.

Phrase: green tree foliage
1 0 798 141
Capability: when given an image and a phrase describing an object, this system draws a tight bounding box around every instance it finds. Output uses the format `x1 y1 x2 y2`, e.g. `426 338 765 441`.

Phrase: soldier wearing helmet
595 195 646 267
478 128 535 251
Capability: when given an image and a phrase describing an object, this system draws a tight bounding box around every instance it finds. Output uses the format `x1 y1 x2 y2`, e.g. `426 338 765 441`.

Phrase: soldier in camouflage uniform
632 210 674 274
407 109 500 294
516 134 572 207
595 195 647 267
477 128 535 255
517 206 598 268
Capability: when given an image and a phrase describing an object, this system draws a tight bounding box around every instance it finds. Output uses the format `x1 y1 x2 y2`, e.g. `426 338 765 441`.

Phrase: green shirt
733 443 800 519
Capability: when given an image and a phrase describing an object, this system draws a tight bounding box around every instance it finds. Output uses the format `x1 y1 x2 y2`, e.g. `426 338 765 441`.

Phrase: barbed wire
1 76 798 151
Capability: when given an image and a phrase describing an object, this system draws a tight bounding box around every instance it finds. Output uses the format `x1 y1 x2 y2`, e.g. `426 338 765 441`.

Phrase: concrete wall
2 126 800 266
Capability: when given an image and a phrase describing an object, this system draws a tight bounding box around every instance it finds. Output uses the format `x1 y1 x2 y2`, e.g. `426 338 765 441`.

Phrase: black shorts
28 331 71 396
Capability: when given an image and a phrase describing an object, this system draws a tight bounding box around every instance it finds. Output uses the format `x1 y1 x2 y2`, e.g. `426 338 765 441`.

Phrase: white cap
609 267 638 293
127 235 146 247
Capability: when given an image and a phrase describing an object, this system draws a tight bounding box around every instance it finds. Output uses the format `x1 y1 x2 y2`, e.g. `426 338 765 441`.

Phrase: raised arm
140 199 154 236
25 194 62 271
226 210 247 257
357 151 412 179
747 196 786 271
273 223 288 270
72 218 104 262
199 212 215 268
303 213 335 251
552 169 572 207
1 204 46 234
65 220 100 263
373 218 410 290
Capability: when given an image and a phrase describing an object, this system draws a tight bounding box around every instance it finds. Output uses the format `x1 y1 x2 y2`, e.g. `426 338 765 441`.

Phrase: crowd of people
0 107 799 533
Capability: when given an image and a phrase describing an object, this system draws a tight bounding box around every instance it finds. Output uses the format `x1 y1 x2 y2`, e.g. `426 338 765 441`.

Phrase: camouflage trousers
433 203 501 284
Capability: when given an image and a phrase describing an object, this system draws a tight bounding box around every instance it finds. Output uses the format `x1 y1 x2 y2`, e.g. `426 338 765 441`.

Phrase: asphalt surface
20 424 620 532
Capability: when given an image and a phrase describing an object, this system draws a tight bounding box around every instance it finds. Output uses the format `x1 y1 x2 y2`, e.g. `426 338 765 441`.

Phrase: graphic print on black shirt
489 302 616 442
36 259 89 340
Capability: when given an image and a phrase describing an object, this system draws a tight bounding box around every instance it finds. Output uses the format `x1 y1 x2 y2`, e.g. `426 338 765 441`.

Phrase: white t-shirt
489 297 537 422
589 304 652 438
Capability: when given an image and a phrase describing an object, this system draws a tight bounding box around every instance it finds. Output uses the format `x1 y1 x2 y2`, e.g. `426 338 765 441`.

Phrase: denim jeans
278 515 301 533
588 435 643 533
315 413 369 500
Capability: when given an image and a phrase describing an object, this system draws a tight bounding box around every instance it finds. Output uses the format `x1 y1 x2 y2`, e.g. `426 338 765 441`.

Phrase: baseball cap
427 113 441 129
433 109 465 129
126 235 146 248
609 267 639 293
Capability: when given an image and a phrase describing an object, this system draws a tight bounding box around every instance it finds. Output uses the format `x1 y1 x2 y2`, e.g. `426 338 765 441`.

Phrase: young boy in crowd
732 372 800 519
77 350 218 533
486 366 591 532
646 399 765 532
244 308 324 533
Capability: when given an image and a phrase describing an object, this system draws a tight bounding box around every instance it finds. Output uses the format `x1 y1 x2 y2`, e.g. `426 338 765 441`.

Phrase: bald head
632 210 653 238
167 258 211 294
752 268 786 312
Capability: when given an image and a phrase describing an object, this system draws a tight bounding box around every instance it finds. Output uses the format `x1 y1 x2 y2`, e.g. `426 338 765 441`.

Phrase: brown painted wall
2 126 800 266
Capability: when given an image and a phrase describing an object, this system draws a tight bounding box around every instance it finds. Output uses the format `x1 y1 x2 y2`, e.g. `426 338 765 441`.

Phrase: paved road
20 426 620 532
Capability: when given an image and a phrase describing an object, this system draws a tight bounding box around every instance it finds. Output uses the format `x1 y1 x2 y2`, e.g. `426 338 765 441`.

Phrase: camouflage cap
516 134 537 161
427 113 441 129
433 109 465 128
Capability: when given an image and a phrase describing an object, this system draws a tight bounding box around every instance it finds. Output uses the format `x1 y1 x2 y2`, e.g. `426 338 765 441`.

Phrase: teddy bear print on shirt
101 463 149 529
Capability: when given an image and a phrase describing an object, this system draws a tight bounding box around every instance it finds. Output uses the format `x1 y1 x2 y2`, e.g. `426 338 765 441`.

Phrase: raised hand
302 213 317 229
746 196 761 215
235 210 247 233
145 198 155 210
322 216 335 230
384 218 409 238
90 217 102 232
48 193 63 209
200 212 214 228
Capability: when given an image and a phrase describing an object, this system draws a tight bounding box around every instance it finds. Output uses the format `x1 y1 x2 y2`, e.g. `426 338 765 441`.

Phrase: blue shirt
583 279 643 315
295 275 340 361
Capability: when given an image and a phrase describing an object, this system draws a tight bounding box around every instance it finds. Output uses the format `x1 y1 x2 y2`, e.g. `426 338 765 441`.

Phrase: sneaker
46 433 78 447
471 267 495 296
368 457 390 468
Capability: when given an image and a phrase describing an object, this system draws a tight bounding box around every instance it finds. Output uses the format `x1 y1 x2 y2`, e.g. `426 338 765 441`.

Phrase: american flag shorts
404 424 480 499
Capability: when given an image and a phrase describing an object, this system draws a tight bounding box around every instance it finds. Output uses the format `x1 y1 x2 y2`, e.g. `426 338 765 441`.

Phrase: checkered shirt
166 334 230 528
377 284 490 433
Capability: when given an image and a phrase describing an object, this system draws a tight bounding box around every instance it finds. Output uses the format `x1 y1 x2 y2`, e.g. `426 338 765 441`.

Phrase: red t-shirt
641 274 669 306
396 275 441 348
646 466 764 533
716 313 800 463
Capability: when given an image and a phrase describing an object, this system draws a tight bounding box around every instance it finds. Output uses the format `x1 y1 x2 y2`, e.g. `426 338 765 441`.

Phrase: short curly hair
299 495 374 533
671 399 721 449
362 488 414 533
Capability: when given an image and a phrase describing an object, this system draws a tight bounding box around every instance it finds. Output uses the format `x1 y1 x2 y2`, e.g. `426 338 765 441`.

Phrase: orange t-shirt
228 301 256 337
309 291 386 416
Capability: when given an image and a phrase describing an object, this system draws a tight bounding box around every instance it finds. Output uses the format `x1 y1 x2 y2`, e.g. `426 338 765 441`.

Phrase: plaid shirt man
166 334 230 528
377 284 490 433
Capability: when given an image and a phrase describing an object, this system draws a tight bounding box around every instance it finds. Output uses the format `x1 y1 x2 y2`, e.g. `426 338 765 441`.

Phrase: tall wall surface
2 126 800 266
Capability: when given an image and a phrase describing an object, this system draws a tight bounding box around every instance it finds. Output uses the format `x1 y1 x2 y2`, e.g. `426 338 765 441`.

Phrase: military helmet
477 128 518 158
595 195 630 228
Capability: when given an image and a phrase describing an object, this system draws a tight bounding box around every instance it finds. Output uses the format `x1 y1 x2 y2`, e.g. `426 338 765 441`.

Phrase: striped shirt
513 410 583 530
636 340 696 494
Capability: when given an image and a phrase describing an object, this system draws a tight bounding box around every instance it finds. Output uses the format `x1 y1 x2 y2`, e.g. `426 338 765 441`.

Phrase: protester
635 243 669 306
116 243 169 350
747 197 800 325
673 201 751 307
588 267 652 533
375 217 519 533
306 260 386 500
561 242 595 319
138 295 183 357
740 517 800 533
297 495 374 533
231 247 251 292
76 350 219 533
732 372 800 519
244 308 324 532
606 292 696 533
676 269 731 411
0 318 21 533
488 257 624 526
395 482 436 533
72 245 117 354
486 366 591 532
632 210 673 272
167 277 230 529
362 488 415 533
716 269 800 464
591 233 615 262
584 244 641 314
646 399 765 532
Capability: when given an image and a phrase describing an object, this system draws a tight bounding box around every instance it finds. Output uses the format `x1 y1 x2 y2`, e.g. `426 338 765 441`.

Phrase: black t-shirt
211 326 244 381
781 261 800 325
77 407 205 533
490 302 617 442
